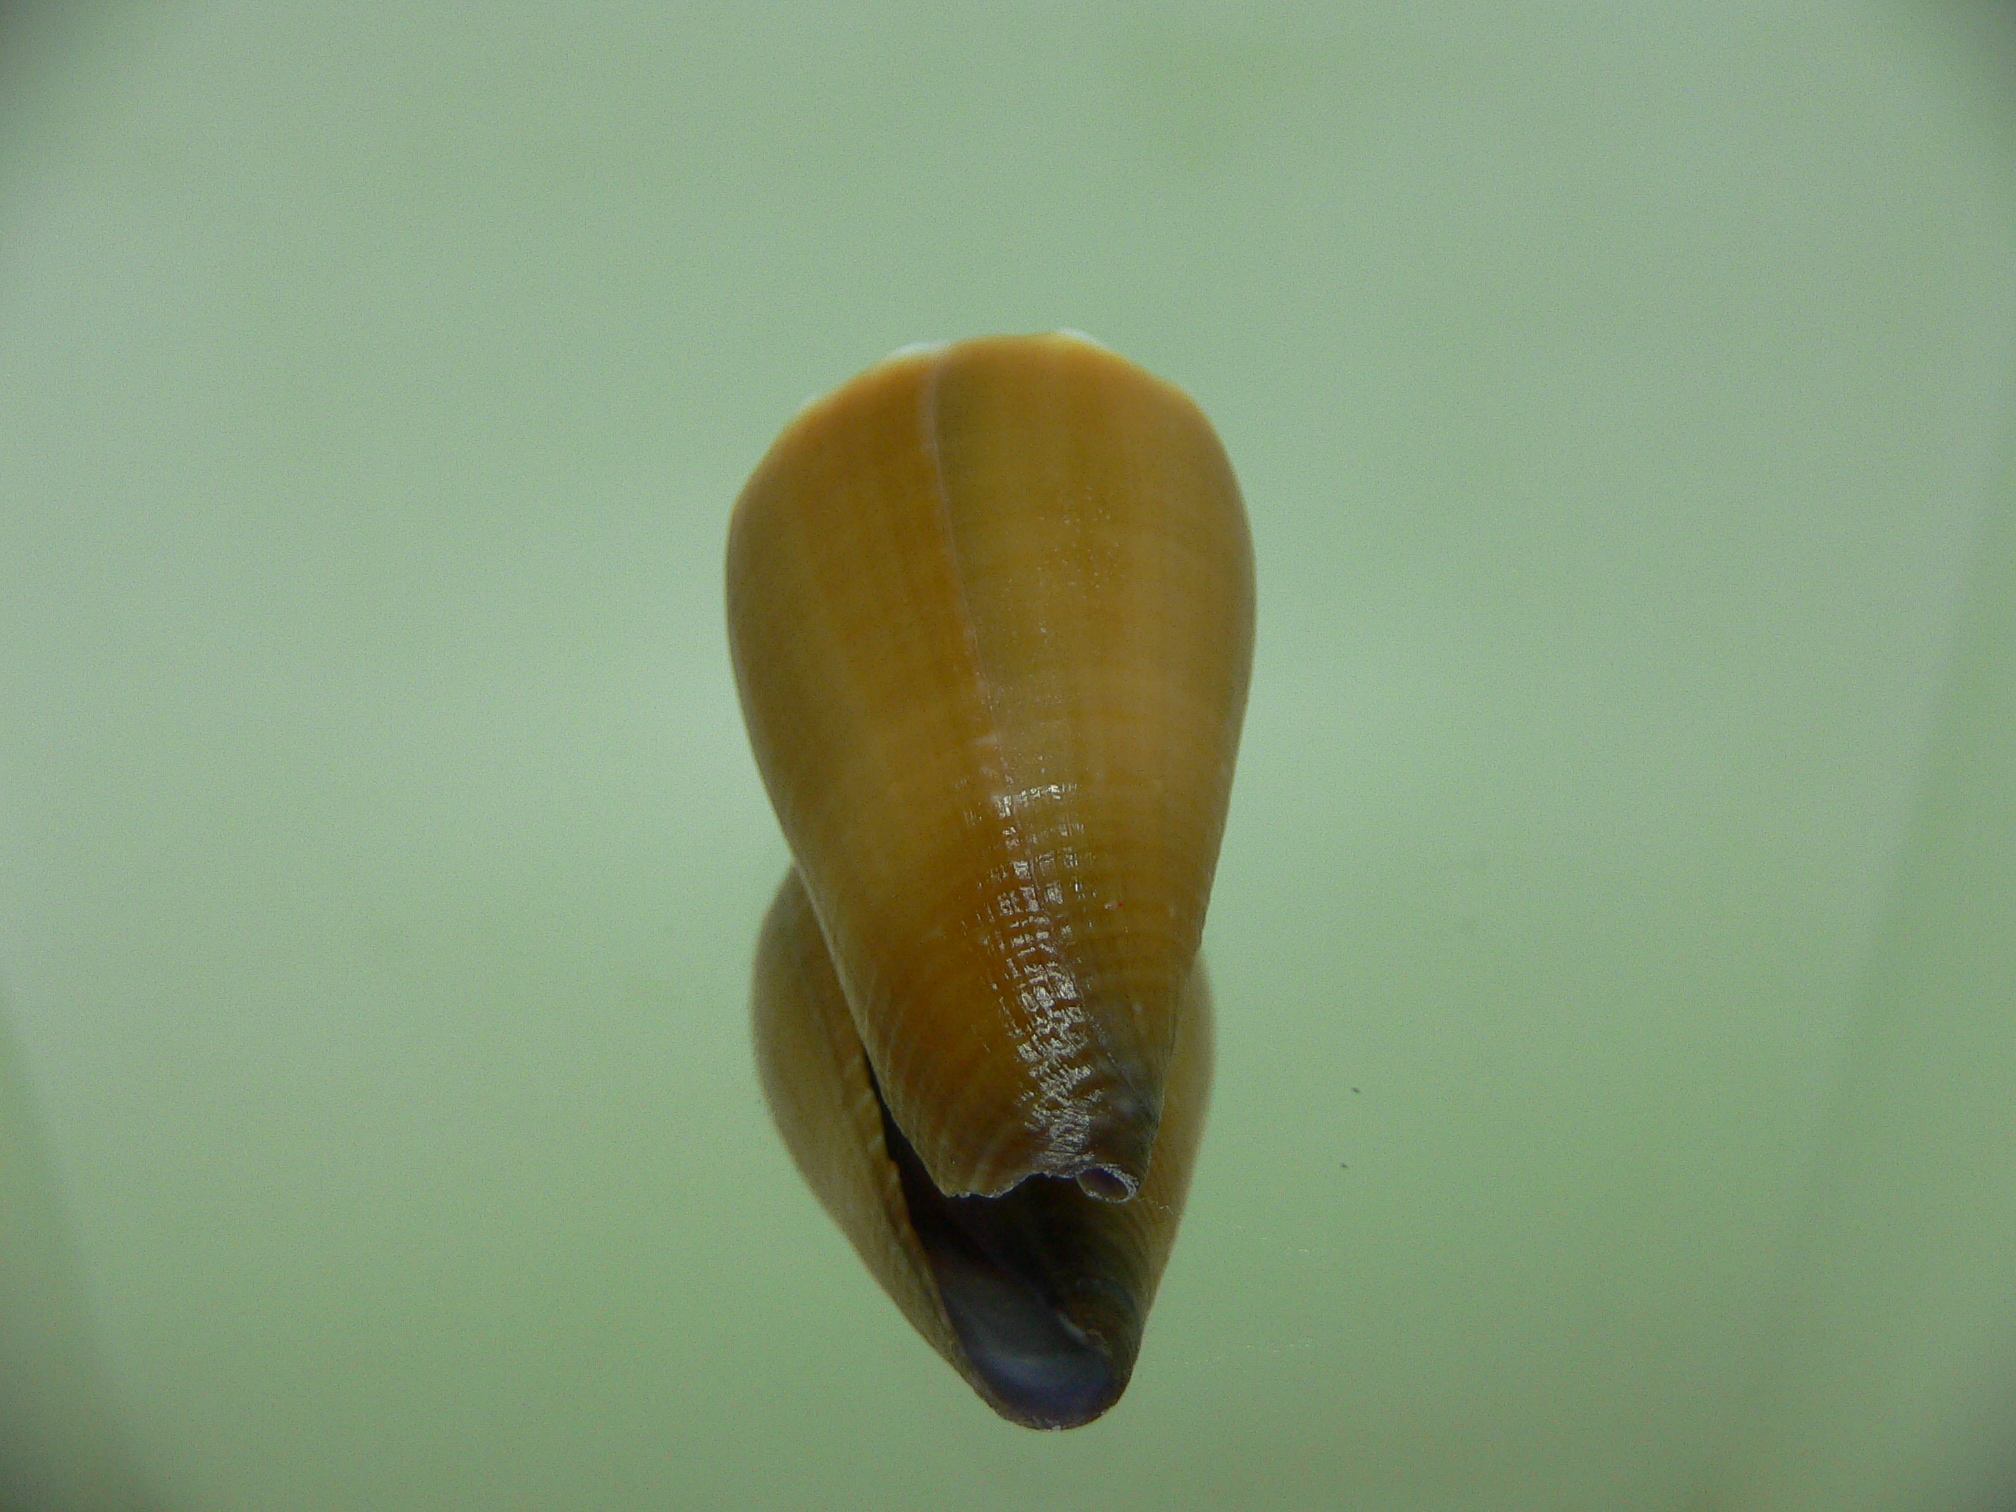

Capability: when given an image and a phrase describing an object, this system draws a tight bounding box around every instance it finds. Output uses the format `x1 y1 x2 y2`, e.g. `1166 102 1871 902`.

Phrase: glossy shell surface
729 332 1251 1426
728 333 1252 1203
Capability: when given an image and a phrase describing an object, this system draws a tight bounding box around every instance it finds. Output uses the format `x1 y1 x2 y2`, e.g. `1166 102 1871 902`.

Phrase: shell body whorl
728 334 1252 1204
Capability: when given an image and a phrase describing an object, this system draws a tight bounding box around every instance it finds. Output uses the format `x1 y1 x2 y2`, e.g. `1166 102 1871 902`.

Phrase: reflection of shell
728 333 1251 1426
751 867 1214 1430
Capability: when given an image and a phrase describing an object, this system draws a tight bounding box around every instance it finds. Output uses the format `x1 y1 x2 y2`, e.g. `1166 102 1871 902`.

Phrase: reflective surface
2 4 2015 1509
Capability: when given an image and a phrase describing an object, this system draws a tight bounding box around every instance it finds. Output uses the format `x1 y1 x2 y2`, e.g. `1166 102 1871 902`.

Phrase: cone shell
727 333 1253 1206
751 867 1214 1429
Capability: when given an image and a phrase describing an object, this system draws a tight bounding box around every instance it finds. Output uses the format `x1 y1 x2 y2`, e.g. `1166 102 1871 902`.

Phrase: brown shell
727 333 1253 1204
750 866 1214 1429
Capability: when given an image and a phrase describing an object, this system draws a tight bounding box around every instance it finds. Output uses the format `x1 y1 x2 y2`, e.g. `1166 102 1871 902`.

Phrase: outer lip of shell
727 333 1253 1207
749 867 1215 1430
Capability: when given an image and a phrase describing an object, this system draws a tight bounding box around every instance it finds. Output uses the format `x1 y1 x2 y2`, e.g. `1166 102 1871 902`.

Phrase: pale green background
3 4 2015 1510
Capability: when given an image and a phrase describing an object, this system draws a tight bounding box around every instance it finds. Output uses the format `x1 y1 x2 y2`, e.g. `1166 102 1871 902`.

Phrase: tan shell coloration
729 333 1251 1427
727 334 1253 1204
751 868 1214 1429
